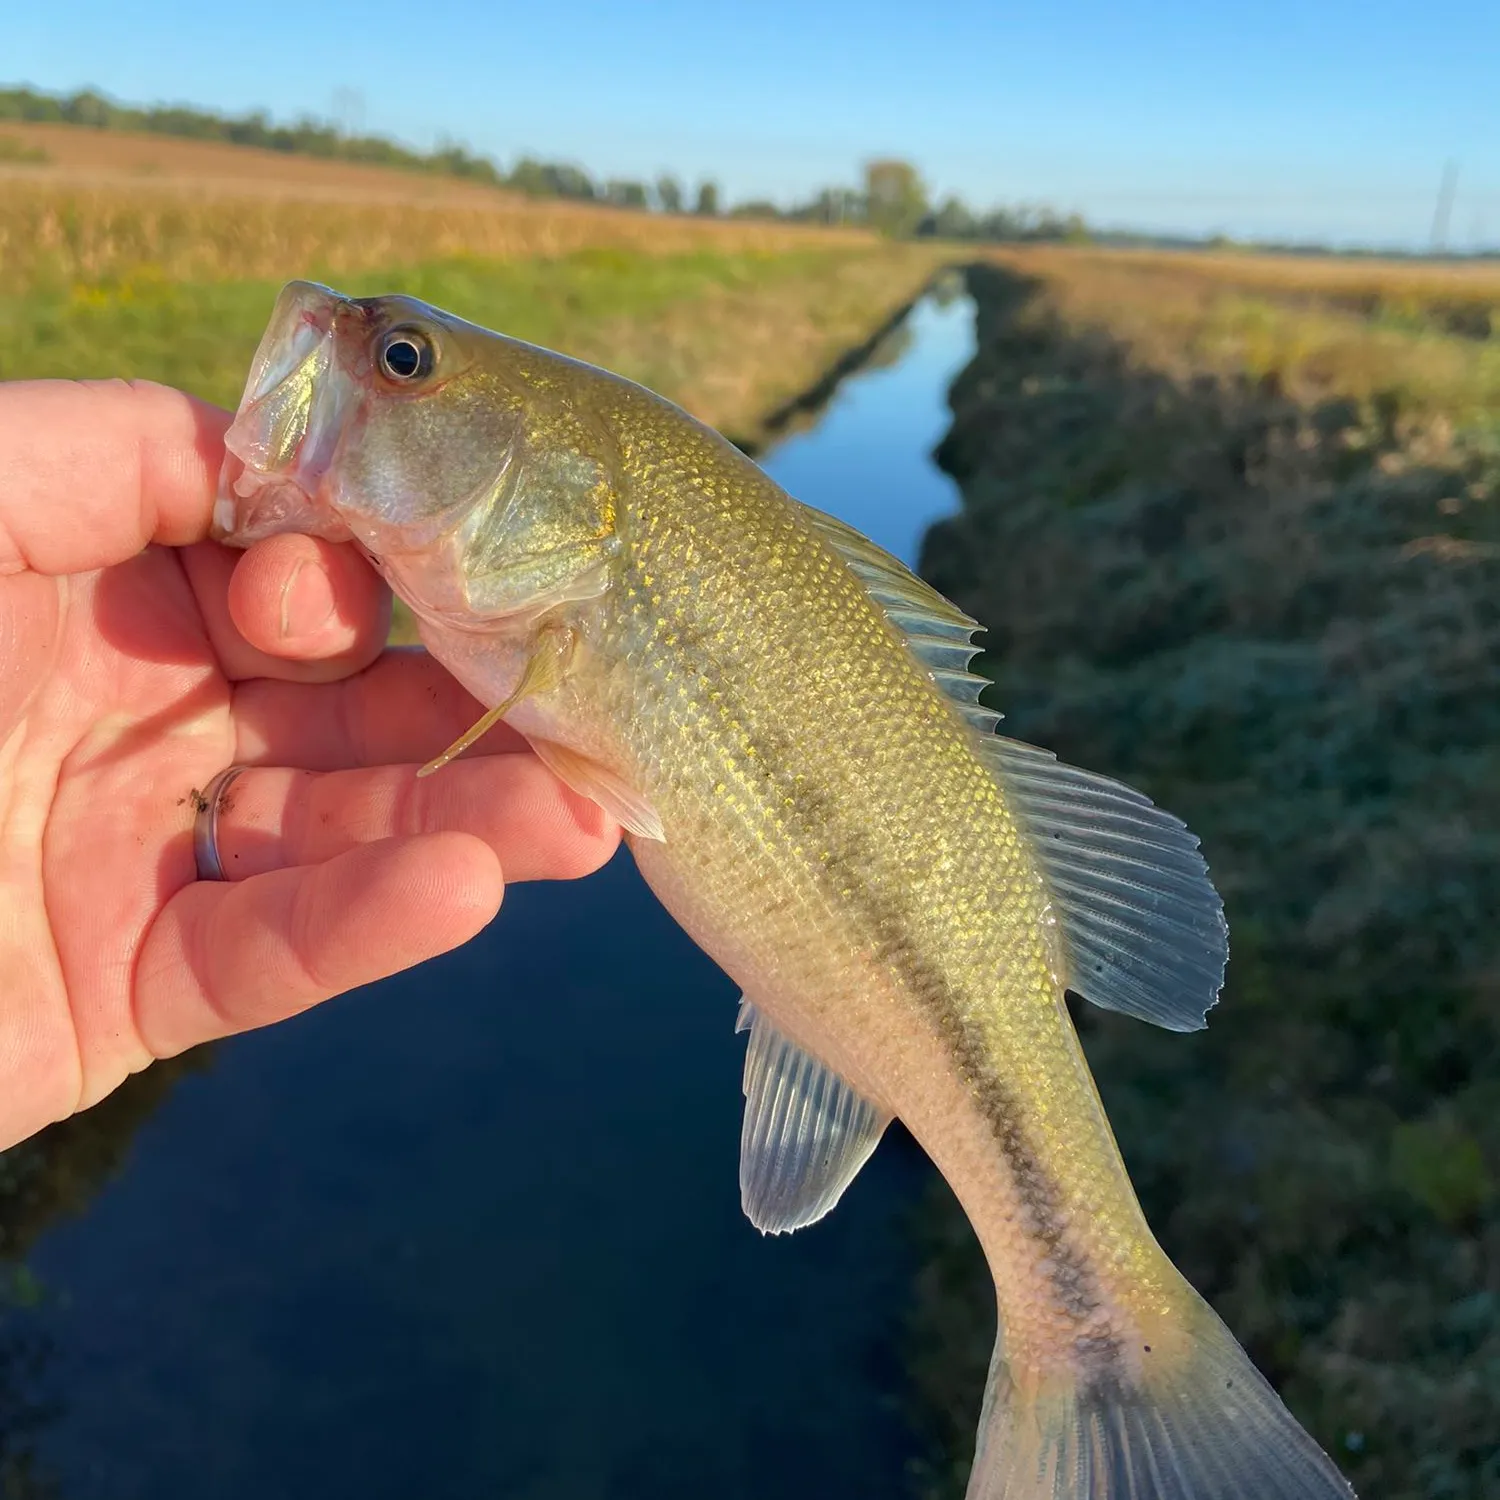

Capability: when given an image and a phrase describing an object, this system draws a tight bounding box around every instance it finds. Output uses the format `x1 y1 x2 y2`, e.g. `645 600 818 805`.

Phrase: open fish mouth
212 280 360 547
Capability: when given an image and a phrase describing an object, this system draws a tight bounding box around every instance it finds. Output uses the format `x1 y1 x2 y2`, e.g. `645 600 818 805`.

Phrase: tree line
0 86 1089 244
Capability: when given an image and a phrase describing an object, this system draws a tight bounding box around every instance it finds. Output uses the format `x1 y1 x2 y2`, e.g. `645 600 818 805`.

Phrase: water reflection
764 292 974 564
0 1055 206 1496
5 291 977 1500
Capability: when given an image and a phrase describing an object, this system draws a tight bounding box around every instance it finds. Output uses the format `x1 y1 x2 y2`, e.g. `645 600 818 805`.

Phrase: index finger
0 379 230 577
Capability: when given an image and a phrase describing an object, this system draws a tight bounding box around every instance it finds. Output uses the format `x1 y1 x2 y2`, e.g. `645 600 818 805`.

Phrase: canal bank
908 258 1500 1500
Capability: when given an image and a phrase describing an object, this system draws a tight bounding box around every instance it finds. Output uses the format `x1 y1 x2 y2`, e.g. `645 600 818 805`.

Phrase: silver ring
193 765 248 882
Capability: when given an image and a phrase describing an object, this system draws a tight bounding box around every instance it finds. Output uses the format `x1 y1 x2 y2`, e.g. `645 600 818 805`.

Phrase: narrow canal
6 286 979 1500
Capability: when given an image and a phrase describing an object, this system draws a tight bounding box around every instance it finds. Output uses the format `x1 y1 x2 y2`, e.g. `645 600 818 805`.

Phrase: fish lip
211 281 359 547
245 280 337 403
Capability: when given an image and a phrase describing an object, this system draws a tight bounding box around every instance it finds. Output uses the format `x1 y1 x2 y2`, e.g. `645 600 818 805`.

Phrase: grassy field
7 123 1496 1497
0 171 873 290
0 119 536 198
0 119 874 293
2 243 938 436
0 126 939 444
987 244 1500 418
915 249 1498 1500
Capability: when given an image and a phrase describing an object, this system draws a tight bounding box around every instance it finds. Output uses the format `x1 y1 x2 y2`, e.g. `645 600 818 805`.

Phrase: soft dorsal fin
982 736 1229 1031
802 505 1001 736
736 1000 891 1234
802 502 1227 1032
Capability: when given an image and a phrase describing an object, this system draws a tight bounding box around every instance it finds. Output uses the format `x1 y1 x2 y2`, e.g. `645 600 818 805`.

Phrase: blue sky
6 0 1498 247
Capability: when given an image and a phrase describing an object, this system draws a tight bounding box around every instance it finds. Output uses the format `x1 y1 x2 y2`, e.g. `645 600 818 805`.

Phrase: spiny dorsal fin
981 737 1229 1031
736 999 891 1234
802 505 1000 735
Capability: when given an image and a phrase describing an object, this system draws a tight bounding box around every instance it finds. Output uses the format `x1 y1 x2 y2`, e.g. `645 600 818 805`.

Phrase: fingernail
280 561 337 640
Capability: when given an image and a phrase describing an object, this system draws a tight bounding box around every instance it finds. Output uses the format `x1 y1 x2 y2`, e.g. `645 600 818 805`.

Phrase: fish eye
377 327 435 384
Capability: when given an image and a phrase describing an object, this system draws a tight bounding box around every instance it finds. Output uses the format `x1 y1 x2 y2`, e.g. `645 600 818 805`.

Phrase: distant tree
545 162 597 200
1030 207 1069 240
728 199 782 220
69 90 112 130
788 186 864 226
508 157 596 199
864 158 928 238
430 138 504 185
694 180 720 216
505 156 551 195
976 206 1025 241
605 178 649 210
919 194 977 240
655 174 683 214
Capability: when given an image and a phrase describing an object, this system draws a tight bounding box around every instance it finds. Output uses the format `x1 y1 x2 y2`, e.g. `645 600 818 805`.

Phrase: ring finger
198 758 619 887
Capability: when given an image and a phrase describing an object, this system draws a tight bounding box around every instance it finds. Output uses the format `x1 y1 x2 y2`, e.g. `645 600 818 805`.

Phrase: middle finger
200 759 620 886
232 649 537 769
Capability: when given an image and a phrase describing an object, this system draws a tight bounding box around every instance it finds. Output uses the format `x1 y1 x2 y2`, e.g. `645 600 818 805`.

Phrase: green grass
0 133 47 164
1 236 941 656
0 243 941 442
2 246 868 402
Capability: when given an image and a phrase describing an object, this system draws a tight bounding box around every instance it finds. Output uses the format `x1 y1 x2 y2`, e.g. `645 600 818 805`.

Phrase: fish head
213 280 620 627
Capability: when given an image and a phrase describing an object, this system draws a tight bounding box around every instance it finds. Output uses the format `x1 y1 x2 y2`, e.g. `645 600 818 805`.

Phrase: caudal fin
966 1301 1356 1499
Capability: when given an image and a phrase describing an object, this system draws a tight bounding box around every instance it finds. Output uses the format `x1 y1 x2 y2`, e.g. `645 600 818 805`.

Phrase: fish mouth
212 280 360 548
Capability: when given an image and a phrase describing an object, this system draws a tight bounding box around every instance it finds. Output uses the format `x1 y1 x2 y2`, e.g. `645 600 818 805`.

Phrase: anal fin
736 1000 891 1235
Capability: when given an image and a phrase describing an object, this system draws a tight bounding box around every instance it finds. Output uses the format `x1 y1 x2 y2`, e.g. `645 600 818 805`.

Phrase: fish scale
576 398 1182 1373
214 278 1358 1500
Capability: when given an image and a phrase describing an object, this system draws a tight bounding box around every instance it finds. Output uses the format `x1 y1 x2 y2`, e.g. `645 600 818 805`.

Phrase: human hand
0 380 621 1151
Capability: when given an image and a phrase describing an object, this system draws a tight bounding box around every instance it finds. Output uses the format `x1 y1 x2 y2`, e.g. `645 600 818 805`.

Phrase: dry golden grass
0 176 874 293
0 120 530 201
1003 242 1500 303
0 125 874 295
984 244 1500 418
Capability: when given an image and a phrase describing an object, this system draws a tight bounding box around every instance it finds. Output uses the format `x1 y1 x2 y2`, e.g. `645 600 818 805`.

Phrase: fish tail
965 1294 1356 1499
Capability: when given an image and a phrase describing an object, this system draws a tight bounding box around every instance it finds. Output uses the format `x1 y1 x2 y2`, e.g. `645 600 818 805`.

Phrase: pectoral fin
528 739 665 842
417 625 575 779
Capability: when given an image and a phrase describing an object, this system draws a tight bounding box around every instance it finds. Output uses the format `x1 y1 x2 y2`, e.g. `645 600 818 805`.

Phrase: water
764 291 972 562
10 290 977 1500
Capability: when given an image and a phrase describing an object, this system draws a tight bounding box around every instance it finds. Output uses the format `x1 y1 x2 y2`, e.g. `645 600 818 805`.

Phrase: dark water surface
13 291 977 1500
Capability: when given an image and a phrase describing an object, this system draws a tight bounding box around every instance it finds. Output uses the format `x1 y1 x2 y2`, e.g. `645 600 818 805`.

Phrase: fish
212 280 1357 1500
